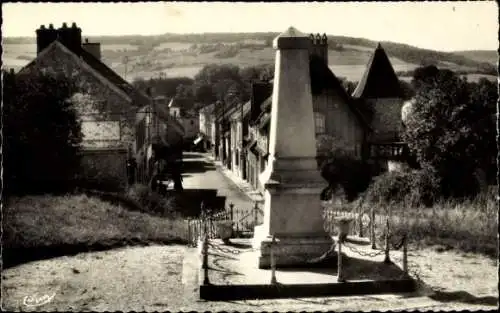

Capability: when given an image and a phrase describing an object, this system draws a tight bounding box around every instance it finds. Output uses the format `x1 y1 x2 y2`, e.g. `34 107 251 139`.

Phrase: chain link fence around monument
188 196 426 286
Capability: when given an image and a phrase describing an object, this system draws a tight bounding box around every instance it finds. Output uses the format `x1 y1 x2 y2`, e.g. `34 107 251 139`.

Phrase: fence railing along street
186 201 264 246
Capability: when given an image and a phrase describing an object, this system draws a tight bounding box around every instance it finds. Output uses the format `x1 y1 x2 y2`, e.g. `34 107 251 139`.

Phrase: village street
181 151 260 213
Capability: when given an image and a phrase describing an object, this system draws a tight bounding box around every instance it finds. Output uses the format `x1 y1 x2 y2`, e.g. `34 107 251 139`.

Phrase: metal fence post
229 203 234 221
403 234 408 275
202 231 210 285
235 209 239 234
270 235 277 285
384 217 391 264
337 237 345 282
254 202 259 227
358 206 363 238
370 206 376 249
187 218 191 245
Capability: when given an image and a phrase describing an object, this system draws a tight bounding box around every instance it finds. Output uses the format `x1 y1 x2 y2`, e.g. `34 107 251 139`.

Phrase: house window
314 112 326 134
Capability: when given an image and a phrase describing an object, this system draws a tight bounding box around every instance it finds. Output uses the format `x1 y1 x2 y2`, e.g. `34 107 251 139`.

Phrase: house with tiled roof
19 22 150 190
352 43 409 171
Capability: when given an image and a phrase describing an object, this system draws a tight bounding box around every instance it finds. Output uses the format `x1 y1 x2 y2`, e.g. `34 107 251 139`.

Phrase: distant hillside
452 50 497 66
3 32 497 82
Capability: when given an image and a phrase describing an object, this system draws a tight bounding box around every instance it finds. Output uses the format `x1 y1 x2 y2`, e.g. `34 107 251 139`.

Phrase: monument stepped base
193 238 417 301
253 224 335 269
257 235 334 269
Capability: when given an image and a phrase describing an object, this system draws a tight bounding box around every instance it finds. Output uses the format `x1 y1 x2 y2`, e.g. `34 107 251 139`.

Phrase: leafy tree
194 64 241 85
3 70 83 195
240 64 275 82
403 66 496 198
411 65 440 90
192 64 252 107
193 83 217 106
175 83 195 100
467 78 498 184
399 79 415 100
339 78 357 95
132 76 194 98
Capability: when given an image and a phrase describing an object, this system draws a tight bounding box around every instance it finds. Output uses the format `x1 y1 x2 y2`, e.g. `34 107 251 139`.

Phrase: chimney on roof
309 33 328 66
57 22 82 54
36 24 58 55
82 37 102 60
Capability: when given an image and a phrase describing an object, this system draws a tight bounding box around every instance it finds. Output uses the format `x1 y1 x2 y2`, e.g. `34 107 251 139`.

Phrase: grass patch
3 194 188 267
324 188 498 259
387 197 498 258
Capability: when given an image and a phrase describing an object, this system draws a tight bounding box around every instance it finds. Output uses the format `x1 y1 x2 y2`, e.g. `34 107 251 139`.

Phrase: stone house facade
20 23 149 191
228 101 251 180
135 98 185 185
198 102 216 151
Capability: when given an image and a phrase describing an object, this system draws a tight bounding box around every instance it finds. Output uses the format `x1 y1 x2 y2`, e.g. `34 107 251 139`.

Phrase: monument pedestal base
253 225 335 269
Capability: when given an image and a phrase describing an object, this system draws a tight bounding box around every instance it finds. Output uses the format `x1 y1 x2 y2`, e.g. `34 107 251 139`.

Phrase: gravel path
2 244 497 311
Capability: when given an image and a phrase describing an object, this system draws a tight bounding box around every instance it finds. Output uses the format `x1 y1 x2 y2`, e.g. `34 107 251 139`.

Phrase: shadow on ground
225 241 253 249
183 152 207 159
429 290 498 306
2 237 187 269
170 189 226 217
182 160 216 174
276 256 408 281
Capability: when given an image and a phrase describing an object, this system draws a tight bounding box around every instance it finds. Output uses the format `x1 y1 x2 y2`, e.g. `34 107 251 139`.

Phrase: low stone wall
77 148 128 192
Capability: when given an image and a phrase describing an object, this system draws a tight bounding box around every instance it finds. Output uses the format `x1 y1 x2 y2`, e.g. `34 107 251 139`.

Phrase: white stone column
253 27 333 268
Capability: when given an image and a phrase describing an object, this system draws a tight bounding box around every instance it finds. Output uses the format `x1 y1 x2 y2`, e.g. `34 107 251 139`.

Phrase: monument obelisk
253 26 334 268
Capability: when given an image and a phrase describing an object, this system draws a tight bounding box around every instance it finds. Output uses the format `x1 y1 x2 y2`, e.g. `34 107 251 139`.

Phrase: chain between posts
342 242 387 257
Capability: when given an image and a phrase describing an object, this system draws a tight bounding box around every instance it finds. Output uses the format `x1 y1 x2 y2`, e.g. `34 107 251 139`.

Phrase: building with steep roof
352 43 408 171
353 43 405 143
19 22 150 190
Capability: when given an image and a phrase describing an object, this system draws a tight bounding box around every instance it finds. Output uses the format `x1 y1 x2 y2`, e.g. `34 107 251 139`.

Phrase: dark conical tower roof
352 43 402 99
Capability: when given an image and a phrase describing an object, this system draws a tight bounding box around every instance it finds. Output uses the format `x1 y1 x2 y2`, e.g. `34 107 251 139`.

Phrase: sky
2 2 498 52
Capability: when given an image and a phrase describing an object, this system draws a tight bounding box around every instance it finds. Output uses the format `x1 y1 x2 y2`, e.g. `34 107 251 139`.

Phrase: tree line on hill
131 62 418 114
132 63 275 112
5 31 495 74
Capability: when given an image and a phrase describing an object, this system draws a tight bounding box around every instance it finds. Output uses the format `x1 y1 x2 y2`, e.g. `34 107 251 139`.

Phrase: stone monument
252 26 334 268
